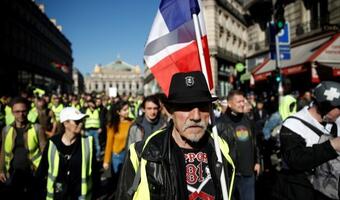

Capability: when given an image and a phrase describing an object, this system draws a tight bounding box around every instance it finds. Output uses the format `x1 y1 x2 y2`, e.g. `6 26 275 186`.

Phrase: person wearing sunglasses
36 107 100 200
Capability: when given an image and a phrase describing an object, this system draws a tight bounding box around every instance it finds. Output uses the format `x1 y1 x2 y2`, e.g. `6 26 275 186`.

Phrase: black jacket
216 110 260 176
273 113 338 200
116 122 233 200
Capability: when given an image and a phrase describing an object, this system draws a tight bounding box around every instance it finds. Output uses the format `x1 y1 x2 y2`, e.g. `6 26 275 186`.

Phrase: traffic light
274 0 285 34
274 68 282 82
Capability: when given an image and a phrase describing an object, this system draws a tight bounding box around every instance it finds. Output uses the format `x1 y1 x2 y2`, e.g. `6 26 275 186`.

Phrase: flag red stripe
150 36 213 96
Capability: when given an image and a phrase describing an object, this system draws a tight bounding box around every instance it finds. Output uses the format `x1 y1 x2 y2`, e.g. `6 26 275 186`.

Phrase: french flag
144 0 213 96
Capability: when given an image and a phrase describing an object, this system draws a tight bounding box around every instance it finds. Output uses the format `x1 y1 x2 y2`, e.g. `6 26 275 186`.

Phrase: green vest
71 103 81 110
80 99 85 108
4 124 42 172
28 106 39 123
128 130 235 200
5 106 14 126
51 104 64 122
46 136 93 200
85 108 100 129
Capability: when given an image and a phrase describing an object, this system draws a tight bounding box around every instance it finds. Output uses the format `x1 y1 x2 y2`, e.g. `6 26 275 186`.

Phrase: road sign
269 22 290 45
269 22 291 60
270 44 291 60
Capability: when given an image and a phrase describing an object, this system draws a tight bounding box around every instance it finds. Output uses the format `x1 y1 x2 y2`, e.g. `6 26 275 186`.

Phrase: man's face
172 103 210 143
12 103 28 124
37 99 46 109
95 99 102 107
228 94 245 114
256 102 264 110
304 92 312 101
323 107 340 123
53 97 60 105
143 101 159 121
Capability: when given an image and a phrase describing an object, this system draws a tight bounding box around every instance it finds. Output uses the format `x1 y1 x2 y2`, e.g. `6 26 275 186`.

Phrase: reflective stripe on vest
211 131 236 200
85 109 100 129
129 129 235 200
4 125 41 172
51 104 64 122
46 137 93 200
129 129 164 200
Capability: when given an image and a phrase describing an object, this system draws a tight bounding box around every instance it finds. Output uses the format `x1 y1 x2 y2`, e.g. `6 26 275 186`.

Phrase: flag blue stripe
159 0 200 32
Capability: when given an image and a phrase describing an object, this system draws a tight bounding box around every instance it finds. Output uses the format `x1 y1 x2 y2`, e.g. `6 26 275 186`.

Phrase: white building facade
85 60 143 96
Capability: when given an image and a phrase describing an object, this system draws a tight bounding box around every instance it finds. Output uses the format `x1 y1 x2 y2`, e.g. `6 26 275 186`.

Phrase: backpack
289 116 340 199
310 133 340 199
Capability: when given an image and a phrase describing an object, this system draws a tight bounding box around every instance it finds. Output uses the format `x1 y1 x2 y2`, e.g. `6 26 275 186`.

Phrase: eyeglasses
13 110 27 114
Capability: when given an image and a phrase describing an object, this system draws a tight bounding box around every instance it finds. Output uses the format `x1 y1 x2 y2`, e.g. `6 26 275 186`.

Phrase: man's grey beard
181 121 208 142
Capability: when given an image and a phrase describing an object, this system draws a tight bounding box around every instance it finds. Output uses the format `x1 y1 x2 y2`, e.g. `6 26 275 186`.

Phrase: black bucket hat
166 71 217 104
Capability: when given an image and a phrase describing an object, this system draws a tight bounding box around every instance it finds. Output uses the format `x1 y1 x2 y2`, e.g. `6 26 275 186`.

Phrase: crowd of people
0 71 339 200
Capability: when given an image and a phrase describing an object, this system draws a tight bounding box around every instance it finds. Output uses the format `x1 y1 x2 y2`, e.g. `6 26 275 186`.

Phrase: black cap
314 81 340 108
166 71 217 104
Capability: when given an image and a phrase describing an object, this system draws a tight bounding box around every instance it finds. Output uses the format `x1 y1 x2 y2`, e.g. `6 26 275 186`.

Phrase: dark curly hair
107 100 131 133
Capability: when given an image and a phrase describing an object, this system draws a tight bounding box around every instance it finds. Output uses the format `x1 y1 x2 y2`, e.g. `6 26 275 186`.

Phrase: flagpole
192 13 229 200
192 14 210 88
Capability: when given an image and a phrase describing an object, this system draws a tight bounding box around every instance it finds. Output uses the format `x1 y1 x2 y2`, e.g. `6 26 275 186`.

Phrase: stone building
0 0 73 95
246 0 340 93
203 0 248 96
85 59 143 96
72 67 85 95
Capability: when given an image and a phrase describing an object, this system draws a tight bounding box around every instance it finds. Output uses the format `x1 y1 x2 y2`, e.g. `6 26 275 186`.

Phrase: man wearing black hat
116 71 235 200
273 81 340 200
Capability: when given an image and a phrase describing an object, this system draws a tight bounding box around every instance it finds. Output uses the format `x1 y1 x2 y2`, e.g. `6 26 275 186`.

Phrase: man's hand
254 163 261 176
98 128 102 134
0 173 7 183
103 163 110 170
330 137 340 152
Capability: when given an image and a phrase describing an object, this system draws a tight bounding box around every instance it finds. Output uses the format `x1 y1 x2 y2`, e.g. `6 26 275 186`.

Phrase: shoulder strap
287 116 324 137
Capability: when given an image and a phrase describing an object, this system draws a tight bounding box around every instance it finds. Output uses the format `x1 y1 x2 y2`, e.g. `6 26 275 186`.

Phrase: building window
95 83 98 90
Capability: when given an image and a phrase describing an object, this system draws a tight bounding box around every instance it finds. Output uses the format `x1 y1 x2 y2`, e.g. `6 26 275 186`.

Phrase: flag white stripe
146 10 170 45
144 41 194 67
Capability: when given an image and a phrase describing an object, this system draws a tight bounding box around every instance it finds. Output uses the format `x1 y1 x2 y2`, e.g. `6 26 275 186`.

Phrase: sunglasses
68 119 83 125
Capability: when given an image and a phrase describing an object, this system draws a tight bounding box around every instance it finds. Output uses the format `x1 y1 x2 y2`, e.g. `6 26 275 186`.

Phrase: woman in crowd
103 100 132 189
36 107 100 200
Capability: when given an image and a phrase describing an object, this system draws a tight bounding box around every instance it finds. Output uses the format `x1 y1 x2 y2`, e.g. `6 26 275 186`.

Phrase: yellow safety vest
28 106 39 123
51 104 64 122
128 130 235 200
5 106 14 126
85 108 100 129
71 103 81 110
4 124 42 172
46 136 93 200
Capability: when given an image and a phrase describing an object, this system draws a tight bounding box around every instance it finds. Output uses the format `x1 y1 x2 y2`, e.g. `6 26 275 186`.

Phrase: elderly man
116 71 235 200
